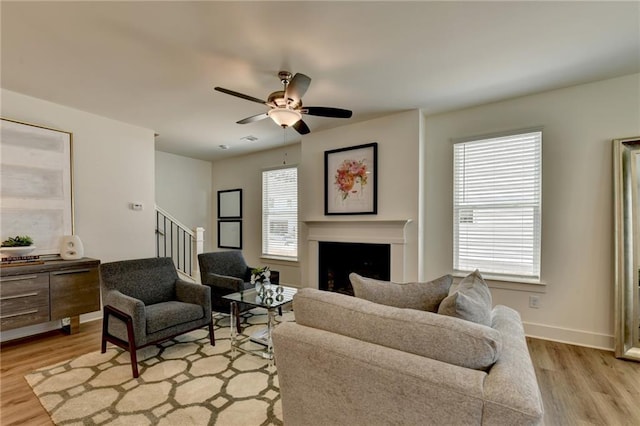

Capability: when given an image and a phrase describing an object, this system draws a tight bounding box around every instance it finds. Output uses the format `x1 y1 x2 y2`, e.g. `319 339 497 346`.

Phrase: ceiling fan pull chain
282 127 287 165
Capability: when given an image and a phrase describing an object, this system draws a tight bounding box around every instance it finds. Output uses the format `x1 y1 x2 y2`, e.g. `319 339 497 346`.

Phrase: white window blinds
453 131 542 279
262 166 298 260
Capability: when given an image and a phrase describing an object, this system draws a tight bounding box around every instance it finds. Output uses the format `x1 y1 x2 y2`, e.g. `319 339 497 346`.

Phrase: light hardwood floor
1 322 639 425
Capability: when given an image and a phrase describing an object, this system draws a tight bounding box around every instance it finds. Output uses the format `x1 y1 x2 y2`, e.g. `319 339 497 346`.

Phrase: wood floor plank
1 323 639 425
0 320 102 426
527 337 640 425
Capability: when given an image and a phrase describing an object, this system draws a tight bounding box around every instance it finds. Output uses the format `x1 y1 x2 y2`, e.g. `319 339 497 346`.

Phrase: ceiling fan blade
214 87 267 105
237 113 269 124
293 120 311 135
285 73 311 103
304 106 353 118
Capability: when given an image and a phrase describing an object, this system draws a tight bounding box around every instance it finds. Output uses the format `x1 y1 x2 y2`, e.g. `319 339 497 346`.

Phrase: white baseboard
80 311 102 323
1 311 615 353
523 321 614 351
0 310 102 343
0 321 62 343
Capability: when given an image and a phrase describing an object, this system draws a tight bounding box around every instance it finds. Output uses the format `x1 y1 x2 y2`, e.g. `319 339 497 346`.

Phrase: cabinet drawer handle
1 275 39 282
51 269 91 276
0 292 39 300
1 309 39 319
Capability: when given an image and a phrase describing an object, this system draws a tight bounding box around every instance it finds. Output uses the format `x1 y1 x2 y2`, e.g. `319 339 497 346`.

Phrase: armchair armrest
176 279 212 319
202 272 244 292
102 289 146 343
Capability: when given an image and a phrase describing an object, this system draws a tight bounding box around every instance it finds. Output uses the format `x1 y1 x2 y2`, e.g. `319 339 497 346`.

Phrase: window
453 130 542 279
262 166 298 260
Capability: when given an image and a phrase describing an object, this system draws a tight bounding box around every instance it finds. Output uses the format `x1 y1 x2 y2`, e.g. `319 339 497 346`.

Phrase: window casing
262 166 298 260
453 130 542 279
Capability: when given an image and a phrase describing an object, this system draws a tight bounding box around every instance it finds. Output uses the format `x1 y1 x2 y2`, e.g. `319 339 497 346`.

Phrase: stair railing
155 205 204 280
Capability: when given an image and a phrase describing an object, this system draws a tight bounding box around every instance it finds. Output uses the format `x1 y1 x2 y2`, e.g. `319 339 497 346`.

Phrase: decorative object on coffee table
325 142 378 215
251 266 271 297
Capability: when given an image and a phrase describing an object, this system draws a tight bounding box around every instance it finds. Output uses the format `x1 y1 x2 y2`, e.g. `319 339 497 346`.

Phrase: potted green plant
1 235 36 257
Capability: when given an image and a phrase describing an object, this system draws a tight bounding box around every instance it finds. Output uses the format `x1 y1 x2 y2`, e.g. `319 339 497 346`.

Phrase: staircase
155 205 204 281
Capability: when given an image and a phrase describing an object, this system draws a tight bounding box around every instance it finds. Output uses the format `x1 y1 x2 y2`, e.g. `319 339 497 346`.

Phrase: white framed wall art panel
0 118 73 255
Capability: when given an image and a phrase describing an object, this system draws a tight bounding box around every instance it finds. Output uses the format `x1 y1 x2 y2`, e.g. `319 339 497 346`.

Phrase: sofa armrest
202 272 244 292
273 322 486 425
482 305 544 425
102 289 146 344
176 279 212 319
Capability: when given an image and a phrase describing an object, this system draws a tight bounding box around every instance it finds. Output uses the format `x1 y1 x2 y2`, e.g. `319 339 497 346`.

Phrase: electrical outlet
529 295 540 309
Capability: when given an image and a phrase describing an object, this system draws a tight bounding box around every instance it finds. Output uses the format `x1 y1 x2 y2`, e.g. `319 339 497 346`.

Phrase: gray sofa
273 287 544 425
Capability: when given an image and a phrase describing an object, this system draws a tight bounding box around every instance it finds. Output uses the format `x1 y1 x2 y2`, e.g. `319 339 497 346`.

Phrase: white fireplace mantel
303 219 412 288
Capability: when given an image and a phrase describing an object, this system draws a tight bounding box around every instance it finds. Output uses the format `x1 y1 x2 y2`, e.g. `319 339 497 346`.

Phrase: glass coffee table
222 285 297 365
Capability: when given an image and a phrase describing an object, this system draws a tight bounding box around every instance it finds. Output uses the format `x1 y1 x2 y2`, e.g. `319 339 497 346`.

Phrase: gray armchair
100 257 213 378
198 251 280 330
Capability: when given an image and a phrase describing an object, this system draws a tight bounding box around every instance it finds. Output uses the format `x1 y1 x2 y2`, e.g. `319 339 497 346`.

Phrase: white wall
4 73 636 348
300 110 423 285
210 111 423 289
211 144 302 285
1 89 156 340
423 73 640 349
155 151 213 251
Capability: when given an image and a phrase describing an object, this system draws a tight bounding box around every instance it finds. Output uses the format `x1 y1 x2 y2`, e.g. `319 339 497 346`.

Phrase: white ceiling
2 1 639 161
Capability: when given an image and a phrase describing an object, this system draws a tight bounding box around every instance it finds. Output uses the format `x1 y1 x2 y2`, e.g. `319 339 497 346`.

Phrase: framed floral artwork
324 142 378 215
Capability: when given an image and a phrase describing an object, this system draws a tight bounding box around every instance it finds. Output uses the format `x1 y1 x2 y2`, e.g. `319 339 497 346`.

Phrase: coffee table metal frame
222 285 297 365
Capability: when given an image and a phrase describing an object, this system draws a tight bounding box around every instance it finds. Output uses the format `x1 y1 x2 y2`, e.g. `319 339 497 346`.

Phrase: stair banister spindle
155 205 204 281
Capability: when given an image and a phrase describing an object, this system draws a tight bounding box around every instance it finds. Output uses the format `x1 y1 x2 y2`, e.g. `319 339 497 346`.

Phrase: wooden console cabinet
0 257 100 334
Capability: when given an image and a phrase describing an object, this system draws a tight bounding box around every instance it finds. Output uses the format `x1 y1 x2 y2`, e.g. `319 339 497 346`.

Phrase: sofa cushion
349 273 452 313
293 288 502 370
438 270 492 326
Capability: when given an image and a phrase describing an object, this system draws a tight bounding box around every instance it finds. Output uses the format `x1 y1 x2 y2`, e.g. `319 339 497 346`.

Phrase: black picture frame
217 188 242 219
324 142 378 215
217 220 242 249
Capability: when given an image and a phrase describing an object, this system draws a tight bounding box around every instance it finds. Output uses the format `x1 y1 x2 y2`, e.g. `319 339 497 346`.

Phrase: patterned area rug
25 309 295 425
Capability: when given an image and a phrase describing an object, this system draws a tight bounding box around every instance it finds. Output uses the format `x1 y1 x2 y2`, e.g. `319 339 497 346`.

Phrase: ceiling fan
214 71 352 135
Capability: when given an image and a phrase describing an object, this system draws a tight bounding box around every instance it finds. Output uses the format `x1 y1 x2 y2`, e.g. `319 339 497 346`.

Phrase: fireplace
319 242 391 295
304 219 411 289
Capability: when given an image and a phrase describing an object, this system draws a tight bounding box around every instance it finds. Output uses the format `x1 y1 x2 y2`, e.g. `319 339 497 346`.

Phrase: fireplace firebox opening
318 241 391 296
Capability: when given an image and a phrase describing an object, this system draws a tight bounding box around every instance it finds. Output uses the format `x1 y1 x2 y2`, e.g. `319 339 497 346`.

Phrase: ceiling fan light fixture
268 108 301 128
